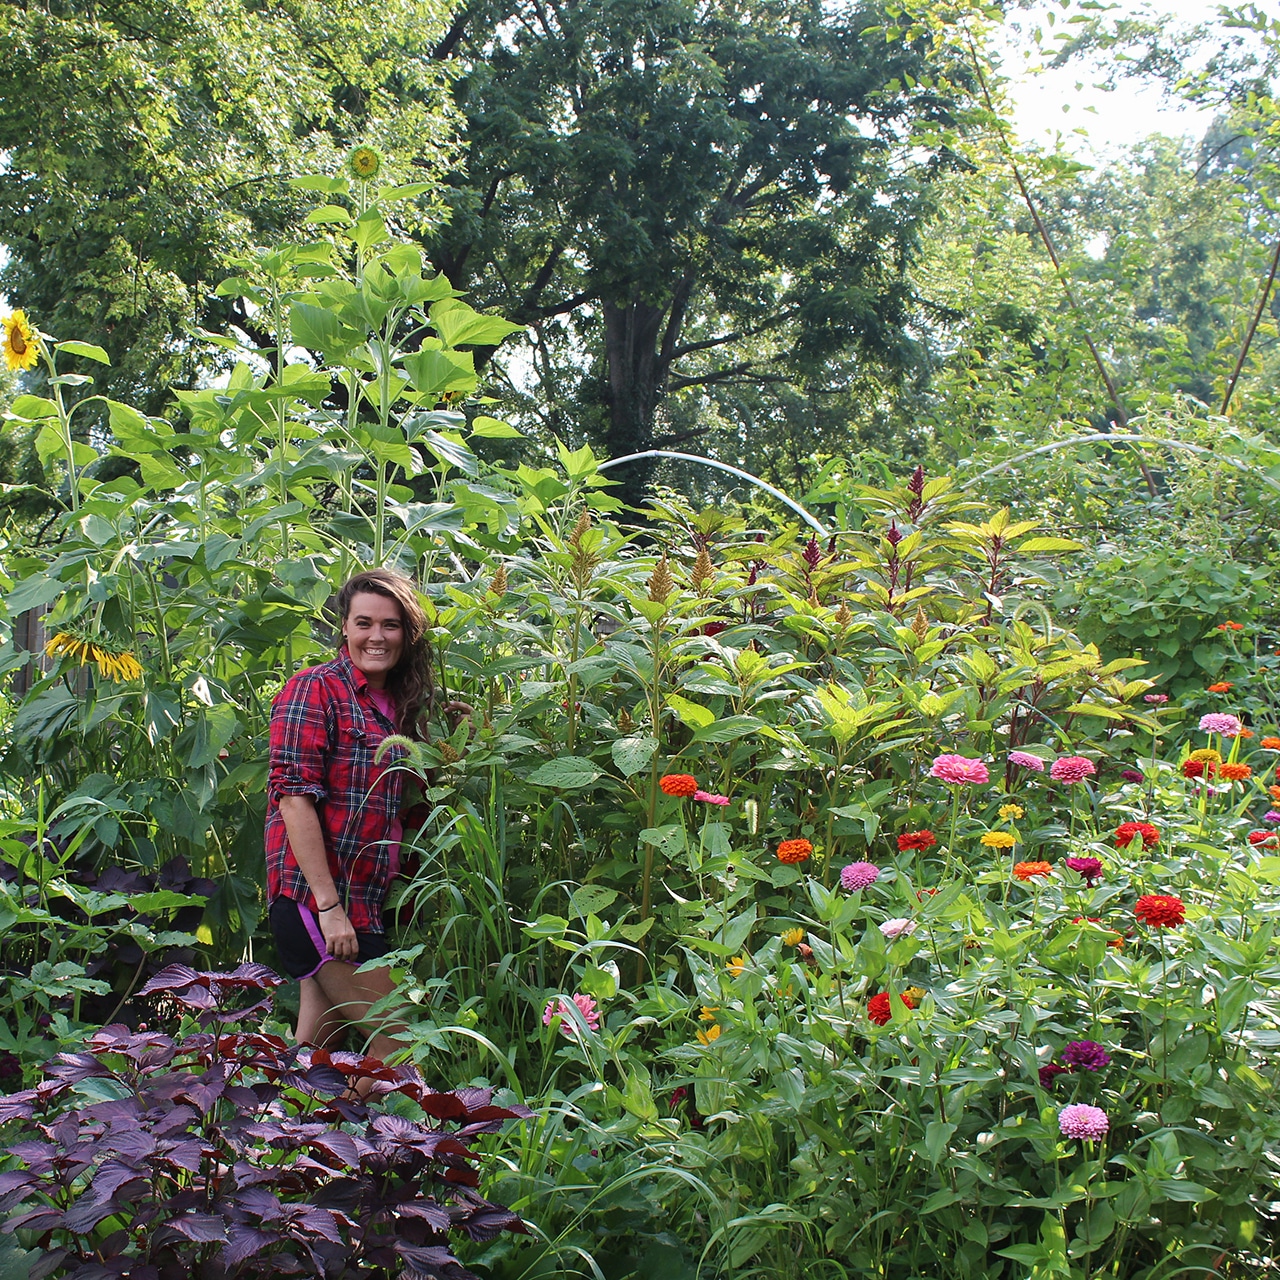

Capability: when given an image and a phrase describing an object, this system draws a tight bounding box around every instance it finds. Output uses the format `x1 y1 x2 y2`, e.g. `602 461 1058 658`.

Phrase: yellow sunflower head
44 629 142 681
346 146 383 182
3 310 39 372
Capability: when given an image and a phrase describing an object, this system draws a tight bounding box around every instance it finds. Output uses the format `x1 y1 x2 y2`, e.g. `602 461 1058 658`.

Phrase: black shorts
268 898 391 980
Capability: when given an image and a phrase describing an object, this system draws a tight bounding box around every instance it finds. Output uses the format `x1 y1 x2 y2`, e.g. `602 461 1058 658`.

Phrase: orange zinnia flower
1013 860 1053 881
777 838 813 864
1218 762 1252 782
1261 737 1280 750
1207 682 1233 693
659 774 698 797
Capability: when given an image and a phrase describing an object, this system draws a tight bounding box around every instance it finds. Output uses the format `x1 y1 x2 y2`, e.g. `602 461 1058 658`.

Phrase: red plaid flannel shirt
265 649 407 933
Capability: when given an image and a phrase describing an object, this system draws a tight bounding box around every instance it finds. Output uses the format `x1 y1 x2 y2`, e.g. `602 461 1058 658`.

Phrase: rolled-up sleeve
268 674 330 803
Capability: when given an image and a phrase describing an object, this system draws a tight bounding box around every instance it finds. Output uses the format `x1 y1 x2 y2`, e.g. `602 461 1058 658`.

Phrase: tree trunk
602 299 668 509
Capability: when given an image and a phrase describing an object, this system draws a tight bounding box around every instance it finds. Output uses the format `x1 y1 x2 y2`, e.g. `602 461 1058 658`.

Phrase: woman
265 567 432 1060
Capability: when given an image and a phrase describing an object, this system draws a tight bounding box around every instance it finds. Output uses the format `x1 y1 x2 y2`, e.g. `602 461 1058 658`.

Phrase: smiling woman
264 568 435 1065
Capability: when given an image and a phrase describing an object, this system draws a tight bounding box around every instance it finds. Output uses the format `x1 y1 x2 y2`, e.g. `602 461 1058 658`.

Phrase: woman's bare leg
312 960 407 1064
296 975 346 1047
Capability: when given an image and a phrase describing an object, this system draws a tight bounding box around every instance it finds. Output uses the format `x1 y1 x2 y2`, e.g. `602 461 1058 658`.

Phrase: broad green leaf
55 340 110 364
570 885 619 918
302 204 353 225
666 693 714 730
469 415 523 438
525 756 602 788
611 736 657 777
430 298 524 348
8 394 58 420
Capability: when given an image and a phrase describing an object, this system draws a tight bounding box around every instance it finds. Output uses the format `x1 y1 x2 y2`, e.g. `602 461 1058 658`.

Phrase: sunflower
45 631 143 681
346 146 382 181
3 310 39 372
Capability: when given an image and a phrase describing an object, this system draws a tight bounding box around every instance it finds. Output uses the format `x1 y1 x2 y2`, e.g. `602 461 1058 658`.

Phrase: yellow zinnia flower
998 803 1024 820
696 1023 722 1045
980 831 1016 848
1188 748 1222 764
3 310 38 371
781 927 804 947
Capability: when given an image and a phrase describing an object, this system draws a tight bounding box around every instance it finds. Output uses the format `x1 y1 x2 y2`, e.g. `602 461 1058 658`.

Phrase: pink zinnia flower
841 861 880 891
930 754 989 785
1058 1103 1109 1140
1050 756 1096 783
1143 693 1169 704
1264 810 1280 824
693 790 731 805
1008 751 1046 772
1199 713 1243 736
543 993 601 1037
879 917 916 940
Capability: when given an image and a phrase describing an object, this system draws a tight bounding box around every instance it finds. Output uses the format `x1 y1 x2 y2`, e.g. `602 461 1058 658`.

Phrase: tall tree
428 0 977 504
0 0 458 407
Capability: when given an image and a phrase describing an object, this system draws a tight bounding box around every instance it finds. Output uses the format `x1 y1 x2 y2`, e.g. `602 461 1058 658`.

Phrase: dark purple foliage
0 963 530 1278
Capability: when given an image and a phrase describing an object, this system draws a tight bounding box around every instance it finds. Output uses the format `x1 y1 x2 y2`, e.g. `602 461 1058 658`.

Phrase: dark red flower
897 830 938 852
1039 1062 1070 1089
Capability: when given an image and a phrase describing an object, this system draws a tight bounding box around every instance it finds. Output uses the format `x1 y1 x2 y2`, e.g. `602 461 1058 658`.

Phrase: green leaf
525 756 602 789
8 394 58 420
469 415 523 438
612 735 657 777
5 573 67 614
693 715 765 744
401 347 477 398
666 692 715 730
430 298 525 349
570 884 619 918
1017 537 1087 553
55 340 110 364
302 204 354 225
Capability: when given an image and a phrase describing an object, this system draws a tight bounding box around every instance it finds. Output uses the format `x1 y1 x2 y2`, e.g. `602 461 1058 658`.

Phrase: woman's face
342 591 406 689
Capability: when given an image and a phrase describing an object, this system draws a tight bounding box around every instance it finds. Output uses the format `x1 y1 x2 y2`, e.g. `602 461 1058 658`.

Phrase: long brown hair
335 568 434 738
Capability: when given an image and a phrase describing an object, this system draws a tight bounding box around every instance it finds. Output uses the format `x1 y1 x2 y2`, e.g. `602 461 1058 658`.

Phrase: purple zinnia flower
1062 1040 1112 1072
1199 713 1243 736
1058 1103 1109 1140
1120 768 1144 783
1265 810 1280 825
1064 855 1103 885
1008 751 1045 772
1050 755 1096 783
1039 1062 1070 1089
841 861 880 891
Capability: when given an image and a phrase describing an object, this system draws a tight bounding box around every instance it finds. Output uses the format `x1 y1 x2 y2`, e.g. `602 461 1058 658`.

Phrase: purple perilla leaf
236 1187 285 1222
45 1053 112 1084
163 1212 228 1244
6 1205 65 1233
460 1205 528 1242
393 1200 452 1231
395 1242 473 1280
222 1221 279 1267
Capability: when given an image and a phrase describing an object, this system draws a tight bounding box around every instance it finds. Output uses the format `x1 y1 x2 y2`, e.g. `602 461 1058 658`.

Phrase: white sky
998 0 1225 160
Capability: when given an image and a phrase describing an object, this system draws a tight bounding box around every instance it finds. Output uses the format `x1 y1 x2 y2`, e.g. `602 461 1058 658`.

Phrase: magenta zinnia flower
841 861 880 891
1120 768 1144 783
693 790 731 805
1199 713 1243 736
1050 755 1096 783
1058 1103 1109 1140
1143 693 1169 705
543 993 601 1037
1064 855 1103 885
1265 810 1280 825
930 754 989 785
1062 1040 1112 1072
1008 750 1046 772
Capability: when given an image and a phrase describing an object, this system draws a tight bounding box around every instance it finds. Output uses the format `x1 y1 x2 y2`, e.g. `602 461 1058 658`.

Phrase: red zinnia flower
1248 830 1278 847
897 830 938 852
777 838 813 865
1182 759 1217 779
867 990 917 1025
1135 894 1186 928
1114 821 1160 850
659 774 698 797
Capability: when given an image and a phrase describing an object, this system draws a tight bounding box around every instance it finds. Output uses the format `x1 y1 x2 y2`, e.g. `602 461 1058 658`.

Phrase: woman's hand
319 904 358 963
442 700 476 735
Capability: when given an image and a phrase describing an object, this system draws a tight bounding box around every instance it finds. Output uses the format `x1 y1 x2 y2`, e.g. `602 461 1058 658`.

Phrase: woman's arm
279 794 358 962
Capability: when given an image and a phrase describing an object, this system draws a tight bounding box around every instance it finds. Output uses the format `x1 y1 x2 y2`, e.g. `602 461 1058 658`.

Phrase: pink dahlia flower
1058 1103 1109 1140
693 790 731 805
1008 751 1046 772
930 754 989 785
840 861 880 891
1199 713 1244 736
543 993 601 1037
1050 755 1096 783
